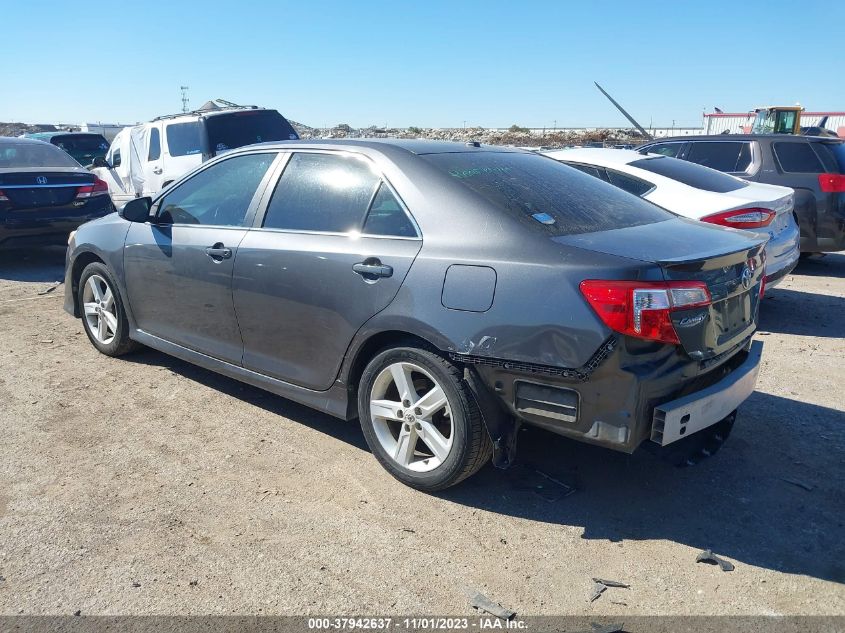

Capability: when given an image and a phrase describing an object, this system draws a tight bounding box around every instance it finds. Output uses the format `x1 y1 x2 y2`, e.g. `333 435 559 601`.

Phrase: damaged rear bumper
651 341 762 446
460 336 762 459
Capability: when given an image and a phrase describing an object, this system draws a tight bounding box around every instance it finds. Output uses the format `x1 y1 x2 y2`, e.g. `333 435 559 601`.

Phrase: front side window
263 153 381 233
157 152 276 226
685 141 752 173
165 122 203 157
605 169 654 197
111 147 122 168
643 143 683 158
148 128 161 161
564 163 604 178
421 152 672 236
773 142 824 173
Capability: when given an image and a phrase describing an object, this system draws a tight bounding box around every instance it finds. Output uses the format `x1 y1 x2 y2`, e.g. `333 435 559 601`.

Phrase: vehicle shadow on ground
123 349 370 452
0 246 66 283
790 251 845 278
445 391 845 585
125 346 845 585
761 287 845 338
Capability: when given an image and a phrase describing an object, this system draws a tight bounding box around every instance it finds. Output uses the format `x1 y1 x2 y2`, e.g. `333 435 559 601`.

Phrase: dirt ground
0 246 843 618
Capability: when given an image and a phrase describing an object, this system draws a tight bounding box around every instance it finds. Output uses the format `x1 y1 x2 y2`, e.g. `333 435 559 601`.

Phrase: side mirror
119 197 152 223
92 156 109 168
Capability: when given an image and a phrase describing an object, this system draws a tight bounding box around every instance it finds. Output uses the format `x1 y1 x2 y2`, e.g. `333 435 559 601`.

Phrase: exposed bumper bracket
463 367 520 469
651 340 763 446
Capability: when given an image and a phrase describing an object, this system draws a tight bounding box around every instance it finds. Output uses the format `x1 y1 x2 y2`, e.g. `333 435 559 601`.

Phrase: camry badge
741 265 753 290
36 176 48 185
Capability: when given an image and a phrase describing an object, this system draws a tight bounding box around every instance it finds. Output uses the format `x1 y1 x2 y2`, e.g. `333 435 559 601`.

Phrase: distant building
703 111 845 137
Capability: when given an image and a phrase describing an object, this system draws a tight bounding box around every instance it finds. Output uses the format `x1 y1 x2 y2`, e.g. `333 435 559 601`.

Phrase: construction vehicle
750 106 836 137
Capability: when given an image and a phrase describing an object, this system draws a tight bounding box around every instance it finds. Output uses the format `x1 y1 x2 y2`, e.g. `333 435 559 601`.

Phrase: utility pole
180 86 190 113
553 119 557 132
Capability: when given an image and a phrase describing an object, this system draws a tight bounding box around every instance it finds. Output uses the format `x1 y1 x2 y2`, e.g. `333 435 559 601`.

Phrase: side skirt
130 329 351 420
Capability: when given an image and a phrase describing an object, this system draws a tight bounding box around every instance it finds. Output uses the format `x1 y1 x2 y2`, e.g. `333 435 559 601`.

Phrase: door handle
152 167 163 175
205 243 232 261
353 260 393 279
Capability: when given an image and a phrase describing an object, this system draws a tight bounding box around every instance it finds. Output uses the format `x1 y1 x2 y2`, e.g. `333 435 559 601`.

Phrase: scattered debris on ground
466 589 516 620
696 549 735 572
590 578 631 602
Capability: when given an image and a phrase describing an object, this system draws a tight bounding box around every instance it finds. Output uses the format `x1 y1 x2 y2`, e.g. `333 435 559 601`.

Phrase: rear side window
362 183 417 237
643 143 683 158
421 152 672 236
605 169 654 196
813 143 845 173
148 128 161 161
263 153 380 233
773 142 825 173
686 142 752 172
166 122 203 157
630 156 747 193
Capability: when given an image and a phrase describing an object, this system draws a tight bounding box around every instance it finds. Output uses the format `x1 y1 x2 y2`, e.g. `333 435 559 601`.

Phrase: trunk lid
555 217 766 359
0 170 94 209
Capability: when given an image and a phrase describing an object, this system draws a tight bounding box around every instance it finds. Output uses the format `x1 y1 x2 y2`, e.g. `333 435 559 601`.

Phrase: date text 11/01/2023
307 618 527 630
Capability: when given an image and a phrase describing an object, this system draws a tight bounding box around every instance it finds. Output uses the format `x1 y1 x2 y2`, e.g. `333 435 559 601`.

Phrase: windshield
421 151 672 236
0 142 81 168
631 156 748 193
205 110 298 156
52 134 109 153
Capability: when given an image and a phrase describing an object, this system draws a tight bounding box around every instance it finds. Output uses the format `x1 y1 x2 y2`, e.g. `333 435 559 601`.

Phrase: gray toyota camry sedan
65 139 766 491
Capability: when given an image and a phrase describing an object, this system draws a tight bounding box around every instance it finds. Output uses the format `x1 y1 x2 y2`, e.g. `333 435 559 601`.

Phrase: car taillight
75 177 109 199
818 173 845 193
700 207 776 229
579 280 711 345
0 189 7 202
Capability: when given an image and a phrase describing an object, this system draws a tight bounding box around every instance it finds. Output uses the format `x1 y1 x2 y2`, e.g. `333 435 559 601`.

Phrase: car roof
244 138 526 156
643 134 842 144
0 136 54 146
544 147 651 166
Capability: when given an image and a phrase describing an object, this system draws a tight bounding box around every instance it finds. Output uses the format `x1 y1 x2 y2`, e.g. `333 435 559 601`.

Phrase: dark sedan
64 140 765 490
0 137 113 248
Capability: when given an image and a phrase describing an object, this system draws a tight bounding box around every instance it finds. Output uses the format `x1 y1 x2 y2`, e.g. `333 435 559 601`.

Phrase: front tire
358 346 492 491
78 262 138 357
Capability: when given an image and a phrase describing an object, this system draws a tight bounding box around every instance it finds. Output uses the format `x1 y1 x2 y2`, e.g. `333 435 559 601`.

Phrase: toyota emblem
741 265 753 290
35 176 48 185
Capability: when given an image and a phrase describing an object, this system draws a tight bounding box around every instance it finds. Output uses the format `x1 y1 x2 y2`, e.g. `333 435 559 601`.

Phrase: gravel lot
0 246 843 617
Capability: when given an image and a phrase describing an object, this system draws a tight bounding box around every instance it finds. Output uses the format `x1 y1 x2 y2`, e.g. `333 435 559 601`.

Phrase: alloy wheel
82 274 117 345
369 361 454 472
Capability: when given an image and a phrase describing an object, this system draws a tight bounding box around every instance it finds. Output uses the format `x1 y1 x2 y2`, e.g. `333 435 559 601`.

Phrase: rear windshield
630 156 747 193
166 122 203 157
0 142 80 168
205 110 298 156
51 134 109 153
421 152 672 236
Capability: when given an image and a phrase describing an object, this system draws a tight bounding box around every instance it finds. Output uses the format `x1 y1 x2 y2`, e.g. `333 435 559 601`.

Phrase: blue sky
2 0 843 128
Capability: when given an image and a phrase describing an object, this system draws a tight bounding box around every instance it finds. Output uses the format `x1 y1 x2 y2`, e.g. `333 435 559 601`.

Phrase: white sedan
543 148 801 288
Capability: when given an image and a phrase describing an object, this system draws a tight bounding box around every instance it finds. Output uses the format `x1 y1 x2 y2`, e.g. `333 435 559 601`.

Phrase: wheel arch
69 251 106 317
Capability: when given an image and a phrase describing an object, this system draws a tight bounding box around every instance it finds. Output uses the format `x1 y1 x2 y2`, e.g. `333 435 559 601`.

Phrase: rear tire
78 262 139 357
358 346 492 491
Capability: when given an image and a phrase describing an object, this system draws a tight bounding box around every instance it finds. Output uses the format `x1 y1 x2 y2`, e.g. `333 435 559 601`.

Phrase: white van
94 107 298 208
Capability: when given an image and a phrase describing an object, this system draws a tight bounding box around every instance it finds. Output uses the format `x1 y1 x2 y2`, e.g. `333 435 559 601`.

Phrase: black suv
638 135 845 254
